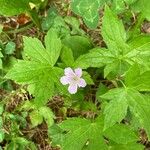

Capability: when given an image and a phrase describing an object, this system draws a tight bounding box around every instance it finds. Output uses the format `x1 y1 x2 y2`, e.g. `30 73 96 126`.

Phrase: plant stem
4 23 34 34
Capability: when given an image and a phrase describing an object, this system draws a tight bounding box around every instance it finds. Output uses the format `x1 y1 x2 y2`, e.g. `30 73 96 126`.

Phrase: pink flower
60 67 87 94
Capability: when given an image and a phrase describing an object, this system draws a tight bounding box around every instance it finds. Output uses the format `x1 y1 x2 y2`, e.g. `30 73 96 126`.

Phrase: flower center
72 75 80 82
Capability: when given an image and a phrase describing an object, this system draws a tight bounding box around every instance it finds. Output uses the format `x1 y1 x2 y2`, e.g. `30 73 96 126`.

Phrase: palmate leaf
71 0 105 29
52 117 108 150
50 116 142 150
5 29 64 106
101 88 150 139
74 6 150 78
101 64 150 139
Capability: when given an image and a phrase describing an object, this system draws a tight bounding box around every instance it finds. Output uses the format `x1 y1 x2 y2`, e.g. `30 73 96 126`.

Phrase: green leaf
64 16 85 35
125 64 150 91
101 87 150 140
30 110 43 127
101 88 128 130
109 142 144 150
82 71 94 85
44 28 62 66
60 46 74 67
102 5 127 54
41 7 58 31
128 35 150 51
0 0 29 16
127 35 150 69
74 48 113 69
63 35 93 59
71 0 104 29
74 5 149 78
51 117 108 150
112 0 137 13
132 0 150 20
5 30 65 106
0 131 4 143
104 124 138 144
39 106 55 128
127 90 150 140
0 0 42 16
5 41 16 55
23 36 50 64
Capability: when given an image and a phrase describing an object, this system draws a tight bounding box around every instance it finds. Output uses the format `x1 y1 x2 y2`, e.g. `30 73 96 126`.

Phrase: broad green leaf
101 88 128 130
132 0 150 20
23 36 51 64
33 74 54 106
74 48 113 69
74 6 149 78
128 35 150 51
125 64 150 91
125 64 140 86
51 117 108 150
112 0 137 13
102 5 128 55
104 60 130 78
63 36 93 59
127 35 150 70
51 16 70 38
127 90 150 139
5 31 65 106
0 131 4 143
82 71 94 85
112 0 126 13
64 16 85 35
101 87 150 140
44 28 62 66
104 124 138 144
71 0 104 29
0 0 29 16
41 7 58 31
109 142 144 150
29 110 43 127
0 0 42 16
5 41 16 55
60 46 74 66
39 106 55 128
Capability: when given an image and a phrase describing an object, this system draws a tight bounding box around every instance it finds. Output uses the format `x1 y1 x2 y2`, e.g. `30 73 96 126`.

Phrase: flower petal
68 84 78 94
74 68 82 77
64 67 74 77
78 78 86 87
60 76 70 85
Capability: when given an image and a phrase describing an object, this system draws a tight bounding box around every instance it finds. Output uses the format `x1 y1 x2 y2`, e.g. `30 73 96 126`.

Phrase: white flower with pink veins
60 67 87 94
